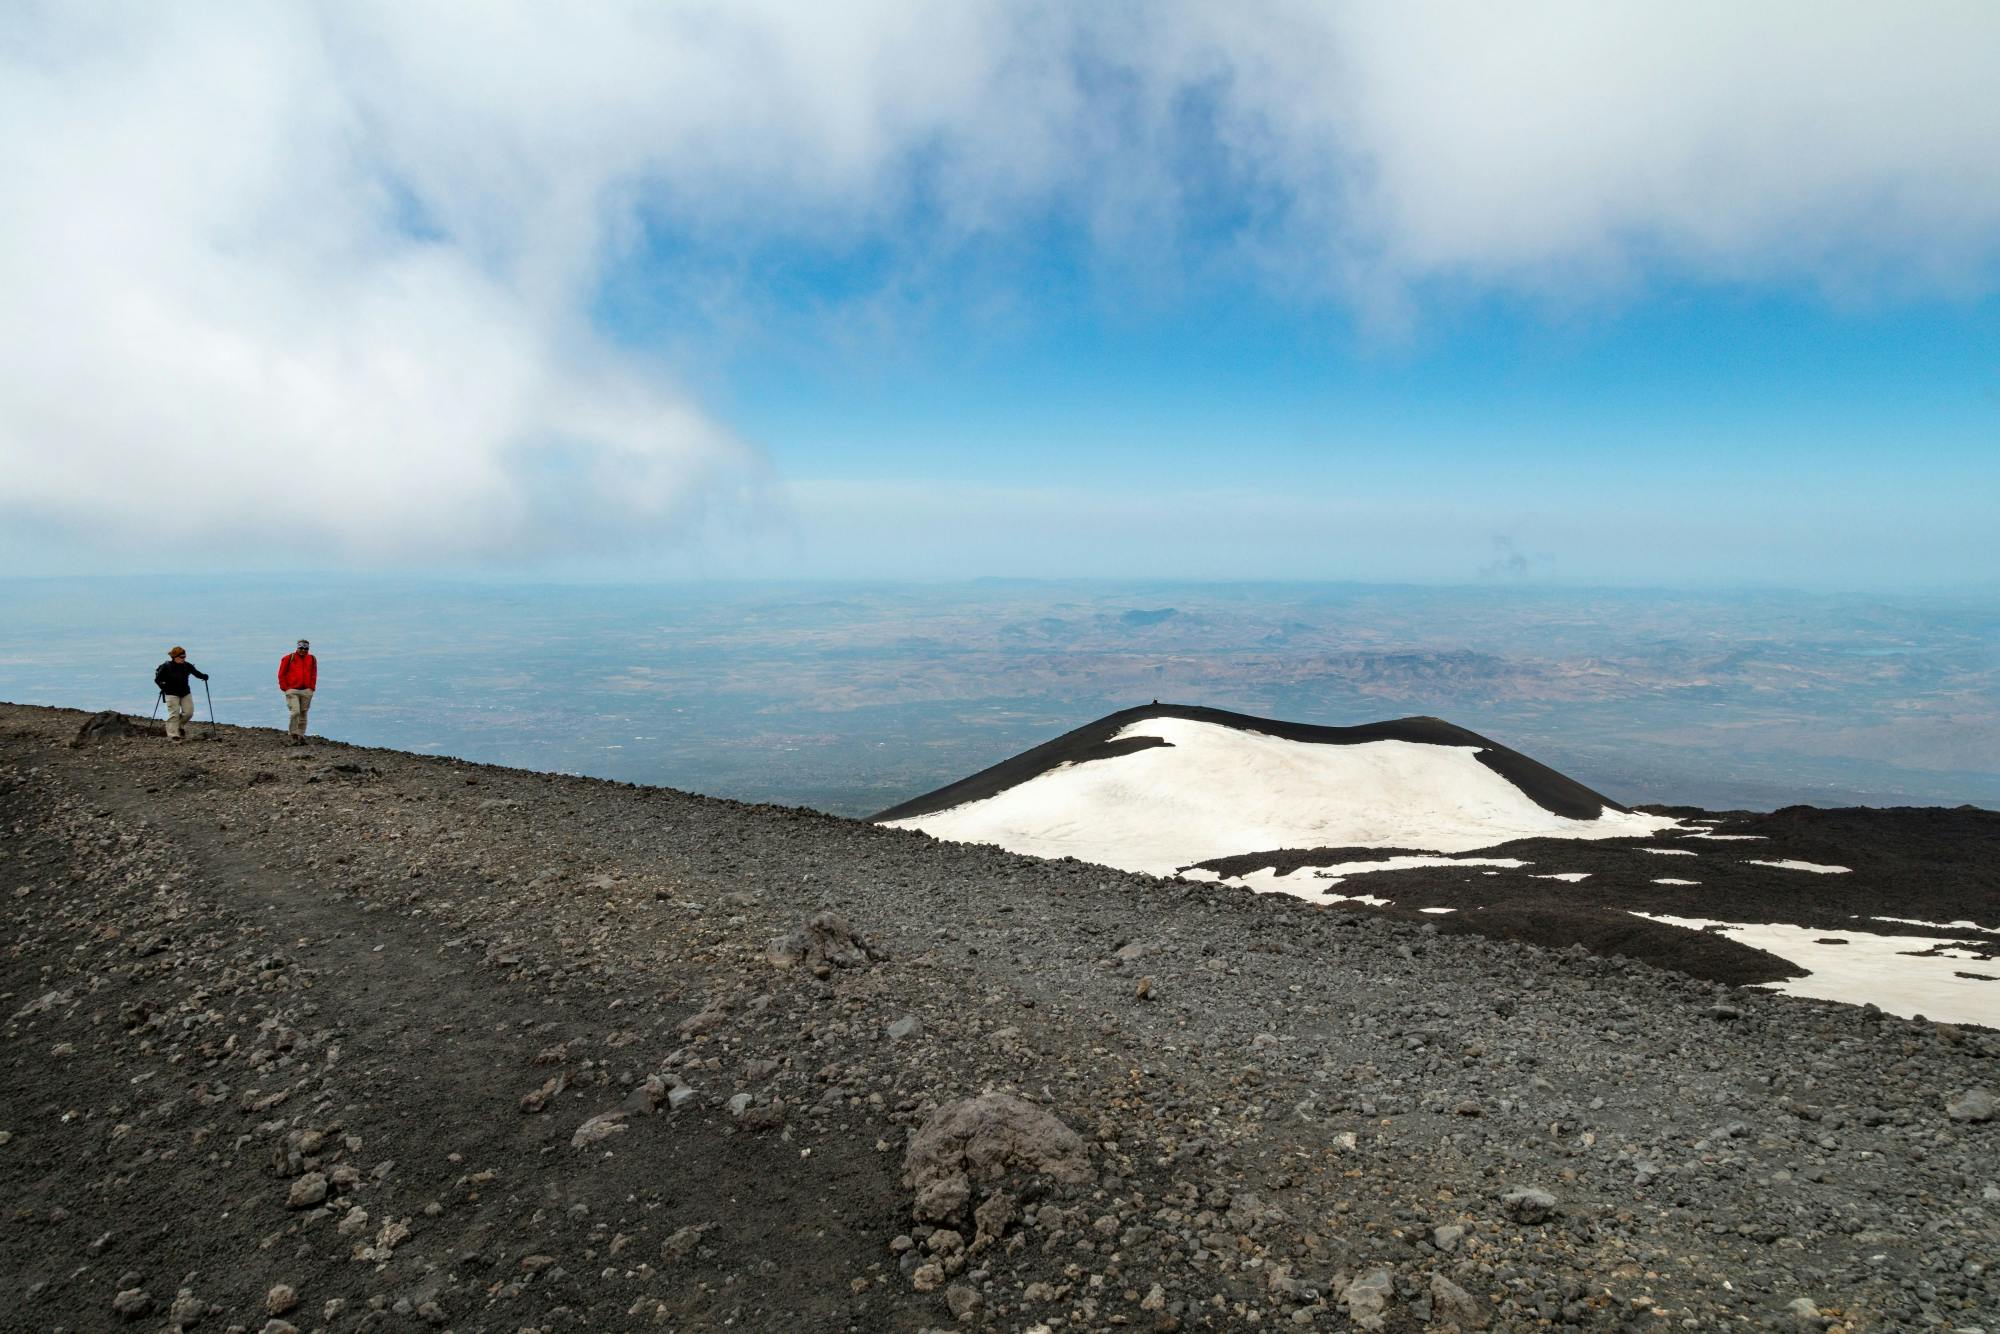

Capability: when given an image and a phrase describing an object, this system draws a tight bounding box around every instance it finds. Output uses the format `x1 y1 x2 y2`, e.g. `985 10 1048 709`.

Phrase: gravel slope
2 702 1996 1332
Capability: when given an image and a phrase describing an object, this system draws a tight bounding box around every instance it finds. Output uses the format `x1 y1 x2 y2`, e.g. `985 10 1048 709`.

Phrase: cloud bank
4 3 1996 565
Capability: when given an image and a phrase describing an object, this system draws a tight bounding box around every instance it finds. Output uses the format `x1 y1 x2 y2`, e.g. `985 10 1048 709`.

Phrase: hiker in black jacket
154 647 209 743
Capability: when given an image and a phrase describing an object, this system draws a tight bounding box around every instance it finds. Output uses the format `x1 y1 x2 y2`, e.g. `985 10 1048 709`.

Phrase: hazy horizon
3 576 1992 817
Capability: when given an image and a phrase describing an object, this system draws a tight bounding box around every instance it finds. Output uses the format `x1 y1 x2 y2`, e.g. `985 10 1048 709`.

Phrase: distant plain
0 577 1992 816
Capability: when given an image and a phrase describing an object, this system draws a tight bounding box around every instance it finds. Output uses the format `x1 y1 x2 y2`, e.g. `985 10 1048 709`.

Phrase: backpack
154 662 171 693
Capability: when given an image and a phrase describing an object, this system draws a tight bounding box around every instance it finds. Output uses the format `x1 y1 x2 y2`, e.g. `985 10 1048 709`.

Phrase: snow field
1873 914 1995 932
1631 913 1999 1027
887 717 1677 877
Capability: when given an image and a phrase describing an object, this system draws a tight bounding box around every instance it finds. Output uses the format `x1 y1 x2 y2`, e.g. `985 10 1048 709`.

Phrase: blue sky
705 277 2000 489
3 4 1997 587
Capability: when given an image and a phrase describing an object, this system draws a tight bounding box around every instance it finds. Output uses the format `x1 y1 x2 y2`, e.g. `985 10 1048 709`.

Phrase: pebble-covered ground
2 702 1996 1332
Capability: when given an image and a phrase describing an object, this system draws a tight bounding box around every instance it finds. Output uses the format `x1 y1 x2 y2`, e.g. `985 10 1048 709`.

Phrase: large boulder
765 912 875 972
68 710 147 747
903 1093 1092 1223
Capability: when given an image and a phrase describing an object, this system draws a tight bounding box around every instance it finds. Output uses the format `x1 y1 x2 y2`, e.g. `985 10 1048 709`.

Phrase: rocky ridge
1 702 1996 1331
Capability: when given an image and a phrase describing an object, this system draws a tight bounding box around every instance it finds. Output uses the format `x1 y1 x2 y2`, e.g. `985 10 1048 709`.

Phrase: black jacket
154 659 208 697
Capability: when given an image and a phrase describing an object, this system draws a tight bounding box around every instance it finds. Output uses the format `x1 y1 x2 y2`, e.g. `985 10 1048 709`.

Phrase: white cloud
0 6 769 564
1286 4 2000 297
3 4 1996 565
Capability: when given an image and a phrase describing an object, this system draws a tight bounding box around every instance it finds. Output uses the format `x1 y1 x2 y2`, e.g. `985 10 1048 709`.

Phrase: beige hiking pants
285 688 314 737
164 694 194 740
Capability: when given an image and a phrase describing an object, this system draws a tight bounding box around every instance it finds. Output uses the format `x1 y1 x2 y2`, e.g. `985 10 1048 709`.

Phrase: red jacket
278 652 317 691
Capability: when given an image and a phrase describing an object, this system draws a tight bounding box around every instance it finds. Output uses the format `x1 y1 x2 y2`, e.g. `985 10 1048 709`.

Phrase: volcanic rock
765 911 874 971
1947 1087 1995 1122
903 1093 1092 1224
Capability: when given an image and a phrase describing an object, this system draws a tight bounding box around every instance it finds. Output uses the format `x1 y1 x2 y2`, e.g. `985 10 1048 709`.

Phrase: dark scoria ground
2 702 1997 1333
1189 807 2000 991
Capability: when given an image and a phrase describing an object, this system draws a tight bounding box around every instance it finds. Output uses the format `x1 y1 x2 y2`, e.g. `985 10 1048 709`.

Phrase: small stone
112 1288 152 1319
727 1093 754 1118
285 1174 327 1209
571 1110 628 1148
971 1190 1018 1251
521 1075 566 1114
887 1015 922 1041
520 1254 557 1273
266 1284 298 1315
336 1206 370 1237
1430 1272 1486 1328
1134 976 1153 1000
1342 1269 1393 1331
911 1262 944 1292
678 1010 727 1037
1432 1223 1465 1252
1500 1186 1557 1224
945 1282 981 1320
1946 1088 1995 1123
661 1223 710 1260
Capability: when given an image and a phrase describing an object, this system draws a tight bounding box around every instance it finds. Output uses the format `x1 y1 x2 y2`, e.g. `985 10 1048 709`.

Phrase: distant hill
874 702 1667 873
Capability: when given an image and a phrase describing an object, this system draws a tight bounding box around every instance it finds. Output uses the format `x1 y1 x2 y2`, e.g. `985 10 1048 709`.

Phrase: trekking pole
150 691 163 720
203 678 216 726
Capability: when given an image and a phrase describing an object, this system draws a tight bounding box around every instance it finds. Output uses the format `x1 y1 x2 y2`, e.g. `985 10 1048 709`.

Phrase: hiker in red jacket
278 639 318 744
